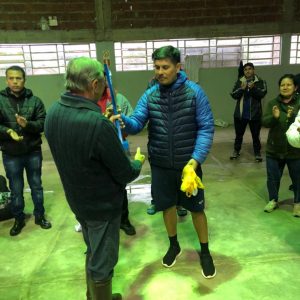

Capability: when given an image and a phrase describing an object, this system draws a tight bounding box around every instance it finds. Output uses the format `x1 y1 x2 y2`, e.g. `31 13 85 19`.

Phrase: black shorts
151 165 205 212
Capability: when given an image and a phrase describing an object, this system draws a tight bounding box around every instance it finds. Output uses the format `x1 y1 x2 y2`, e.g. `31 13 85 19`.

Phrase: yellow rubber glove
134 147 145 164
104 106 113 118
7 129 23 142
104 105 121 119
180 165 204 197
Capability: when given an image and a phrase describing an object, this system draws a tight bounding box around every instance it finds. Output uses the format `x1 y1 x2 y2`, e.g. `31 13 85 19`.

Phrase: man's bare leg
191 211 216 278
162 205 181 267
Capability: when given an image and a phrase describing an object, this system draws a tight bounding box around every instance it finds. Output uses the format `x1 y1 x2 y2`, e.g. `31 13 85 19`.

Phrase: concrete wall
0 74 65 109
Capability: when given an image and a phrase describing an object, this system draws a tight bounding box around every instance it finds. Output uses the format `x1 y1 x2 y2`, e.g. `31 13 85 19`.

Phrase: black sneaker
162 244 182 268
230 150 240 160
120 220 136 236
200 253 216 279
35 216 52 229
10 219 25 236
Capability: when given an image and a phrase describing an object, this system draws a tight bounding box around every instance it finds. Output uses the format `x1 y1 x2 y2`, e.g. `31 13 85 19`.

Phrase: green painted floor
0 126 299 300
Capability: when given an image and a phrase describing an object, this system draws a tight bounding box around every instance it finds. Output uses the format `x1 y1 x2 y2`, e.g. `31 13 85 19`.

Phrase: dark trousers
79 215 121 281
266 156 300 203
2 151 45 220
234 117 261 154
121 150 130 223
121 189 129 223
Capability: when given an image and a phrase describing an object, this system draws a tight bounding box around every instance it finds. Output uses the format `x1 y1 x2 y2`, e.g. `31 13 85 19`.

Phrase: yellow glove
134 147 145 164
104 106 113 118
180 165 204 197
7 129 23 142
104 105 121 118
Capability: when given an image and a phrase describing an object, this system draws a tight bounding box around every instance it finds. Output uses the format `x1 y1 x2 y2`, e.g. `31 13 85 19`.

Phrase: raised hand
15 114 27 128
134 147 145 164
272 105 280 119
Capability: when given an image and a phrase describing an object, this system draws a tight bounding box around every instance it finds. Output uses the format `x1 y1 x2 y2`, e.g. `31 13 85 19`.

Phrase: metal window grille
290 34 300 64
0 43 96 76
114 35 281 72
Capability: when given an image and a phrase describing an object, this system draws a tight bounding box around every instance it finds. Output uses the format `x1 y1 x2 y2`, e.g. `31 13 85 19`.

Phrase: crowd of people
0 45 299 299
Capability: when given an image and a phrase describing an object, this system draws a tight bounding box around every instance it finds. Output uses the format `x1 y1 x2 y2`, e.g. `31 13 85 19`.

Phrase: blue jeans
266 156 300 203
2 151 45 219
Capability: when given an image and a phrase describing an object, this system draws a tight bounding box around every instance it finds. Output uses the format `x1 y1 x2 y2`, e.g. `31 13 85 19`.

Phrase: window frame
0 43 96 76
114 35 282 72
290 34 300 64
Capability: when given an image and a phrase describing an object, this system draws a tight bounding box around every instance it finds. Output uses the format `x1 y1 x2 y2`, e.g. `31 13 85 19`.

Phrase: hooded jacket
0 87 45 156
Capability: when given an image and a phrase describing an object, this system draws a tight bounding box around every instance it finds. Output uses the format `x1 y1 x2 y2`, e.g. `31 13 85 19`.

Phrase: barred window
290 34 300 64
114 35 281 72
0 43 96 76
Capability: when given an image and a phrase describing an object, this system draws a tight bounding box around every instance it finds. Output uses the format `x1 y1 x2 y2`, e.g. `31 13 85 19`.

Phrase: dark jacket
44 92 142 221
262 93 300 159
231 75 267 120
0 88 45 156
123 71 214 170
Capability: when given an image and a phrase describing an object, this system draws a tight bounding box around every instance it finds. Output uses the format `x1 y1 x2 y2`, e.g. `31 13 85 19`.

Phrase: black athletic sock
169 235 179 247
200 242 209 254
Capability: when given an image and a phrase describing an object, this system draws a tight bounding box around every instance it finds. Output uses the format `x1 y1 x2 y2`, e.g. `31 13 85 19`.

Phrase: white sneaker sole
264 205 278 213
201 269 217 279
162 250 182 268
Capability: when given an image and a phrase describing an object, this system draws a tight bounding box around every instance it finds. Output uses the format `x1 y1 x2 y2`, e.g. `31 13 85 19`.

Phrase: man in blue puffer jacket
121 45 216 278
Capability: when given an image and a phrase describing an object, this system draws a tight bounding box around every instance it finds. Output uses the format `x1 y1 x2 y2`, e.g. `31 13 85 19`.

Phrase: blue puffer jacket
123 71 214 170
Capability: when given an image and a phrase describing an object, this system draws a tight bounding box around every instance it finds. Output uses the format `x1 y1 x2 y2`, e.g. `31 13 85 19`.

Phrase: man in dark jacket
230 62 267 162
121 46 216 279
44 57 145 300
0 65 51 236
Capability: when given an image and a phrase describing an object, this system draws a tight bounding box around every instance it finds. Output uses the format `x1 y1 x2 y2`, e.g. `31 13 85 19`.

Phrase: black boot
35 215 52 229
120 219 136 236
10 218 25 236
90 278 122 300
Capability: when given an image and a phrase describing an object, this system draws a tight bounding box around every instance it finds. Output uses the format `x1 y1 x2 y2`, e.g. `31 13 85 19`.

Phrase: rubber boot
90 278 122 300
